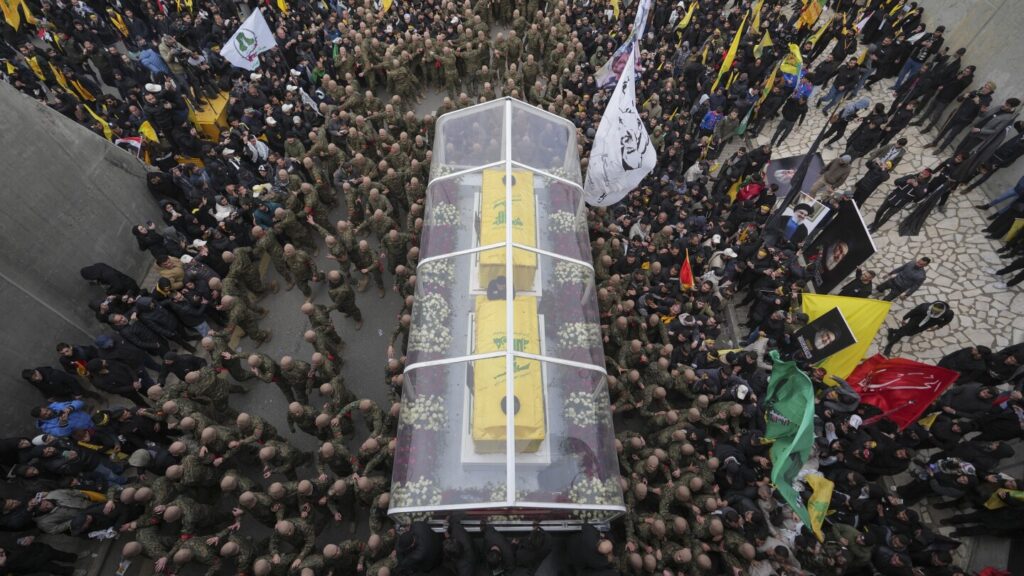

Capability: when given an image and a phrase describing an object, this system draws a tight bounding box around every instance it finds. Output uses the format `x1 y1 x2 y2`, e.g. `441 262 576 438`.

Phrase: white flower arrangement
414 293 452 327
568 476 620 522
549 210 586 234
392 476 443 509
408 324 452 354
564 391 601 427
557 322 602 349
400 394 449 431
418 259 455 285
427 201 461 227
484 484 528 521
552 261 593 286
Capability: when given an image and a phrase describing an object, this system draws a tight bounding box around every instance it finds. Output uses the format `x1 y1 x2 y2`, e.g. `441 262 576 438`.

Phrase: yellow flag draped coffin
389 99 625 528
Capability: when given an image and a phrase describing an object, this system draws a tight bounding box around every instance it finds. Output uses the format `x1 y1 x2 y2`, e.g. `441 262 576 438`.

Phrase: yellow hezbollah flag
83 103 113 140
805 474 834 541
808 16 833 48
0 0 34 30
917 411 939 430
802 294 891 378
984 488 1024 510
381 0 393 12
753 31 773 59
676 1 697 31
1002 218 1024 242
277 0 289 13
711 11 747 92
780 43 803 76
799 0 826 29
139 120 159 143
610 0 620 19
758 62 781 106
751 0 765 33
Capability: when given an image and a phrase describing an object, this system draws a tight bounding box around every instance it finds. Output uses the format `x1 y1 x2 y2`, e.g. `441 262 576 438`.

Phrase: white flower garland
564 390 601 427
414 293 452 327
568 476 620 522
400 394 449 431
408 324 452 354
418 259 455 285
427 201 461 227
557 322 602 349
552 261 593 286
392 476 443 510
549 210 585 234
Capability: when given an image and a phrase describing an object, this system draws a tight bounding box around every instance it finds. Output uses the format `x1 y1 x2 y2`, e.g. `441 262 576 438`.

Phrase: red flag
844 355 959 430
679 249 695 290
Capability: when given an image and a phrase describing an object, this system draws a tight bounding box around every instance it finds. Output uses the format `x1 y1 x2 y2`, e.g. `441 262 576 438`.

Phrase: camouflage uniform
273 210 316 254
190 367 234 421
262 439 312 481
380 232 412 274
269 517 317 563
250 353 293 404
328 275 363 324
227 301 270 345
280 358 314 406
287 404 324 439
253 228 292 285
352 246 384 292
285 247 321 299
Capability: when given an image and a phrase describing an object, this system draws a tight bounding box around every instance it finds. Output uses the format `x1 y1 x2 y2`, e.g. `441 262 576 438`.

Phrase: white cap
250 73 262 81
180 254 194 264
222 148 236 156
286 84 298 92
849 415 863 429
289 68 301 77
712 234 721 244
191 239 207 247
723 248 738 258
292 116 302 125
332 37 343 44
144 83 162 93
266 117 277 126
736 384 750 400
281 104 294 113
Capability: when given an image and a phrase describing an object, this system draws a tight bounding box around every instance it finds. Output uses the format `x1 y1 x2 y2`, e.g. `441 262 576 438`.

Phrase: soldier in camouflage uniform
239 490 281 529
247 353 292 404
380 229 412 275
224 247 276 297
184 367 234 421
278 355 314 406
283 244 322 300
272 208 316 254
220 295 271 346
304 329 343 372
287 402 325 440
259 440 312 481
301 302 345 353
270 517 317 568
251 226 293 289
351 241 384 299
327 270 363 329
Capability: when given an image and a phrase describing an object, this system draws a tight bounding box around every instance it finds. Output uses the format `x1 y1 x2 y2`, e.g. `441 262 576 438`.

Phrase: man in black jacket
883 301 954 355
86 358 149 406
157 351 207 386
21 367 84 401
869 169 932 232
819 58 863 115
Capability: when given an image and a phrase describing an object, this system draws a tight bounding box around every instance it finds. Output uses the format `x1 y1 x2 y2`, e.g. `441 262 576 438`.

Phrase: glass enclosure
390 99 624 529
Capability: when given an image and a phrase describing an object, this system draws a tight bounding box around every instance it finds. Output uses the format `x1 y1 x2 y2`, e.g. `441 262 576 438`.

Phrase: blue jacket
138 49 171 75
36 400 93 437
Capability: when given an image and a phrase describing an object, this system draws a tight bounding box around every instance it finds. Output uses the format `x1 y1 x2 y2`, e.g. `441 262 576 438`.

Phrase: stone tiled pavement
748 80 1024 360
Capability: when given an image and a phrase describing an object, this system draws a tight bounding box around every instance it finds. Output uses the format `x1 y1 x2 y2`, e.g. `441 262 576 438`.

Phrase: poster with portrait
804 200 877 294
783 307 857 364
764 153 825 201
780 193 831 236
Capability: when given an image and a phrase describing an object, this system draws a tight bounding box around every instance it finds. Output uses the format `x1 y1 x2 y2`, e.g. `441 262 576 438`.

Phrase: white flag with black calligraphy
584 49 656 207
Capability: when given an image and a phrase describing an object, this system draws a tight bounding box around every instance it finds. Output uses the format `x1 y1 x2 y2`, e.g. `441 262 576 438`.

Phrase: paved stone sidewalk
750 81 1024 362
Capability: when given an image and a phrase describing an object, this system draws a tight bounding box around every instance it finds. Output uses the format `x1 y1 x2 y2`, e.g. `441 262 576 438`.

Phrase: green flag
764 350 815 528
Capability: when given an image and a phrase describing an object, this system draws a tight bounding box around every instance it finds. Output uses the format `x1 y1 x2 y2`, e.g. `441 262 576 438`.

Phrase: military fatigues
227 301 270 345
262 439 312 481
253 228 293 285
352 247 384 292
285 248 322 299
273 210 316 254
329 277 363 324
280 359 314 406
250 353 293 404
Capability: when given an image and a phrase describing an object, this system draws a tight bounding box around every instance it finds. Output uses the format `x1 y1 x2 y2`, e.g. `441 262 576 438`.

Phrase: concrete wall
917 0 1024 197
0 82 159 433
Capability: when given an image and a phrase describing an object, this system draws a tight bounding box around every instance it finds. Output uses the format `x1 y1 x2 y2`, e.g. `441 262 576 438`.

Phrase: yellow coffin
479 169 538 291
472 296 545 452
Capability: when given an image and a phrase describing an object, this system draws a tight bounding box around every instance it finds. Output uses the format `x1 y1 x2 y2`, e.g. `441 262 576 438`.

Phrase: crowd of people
2 0 1024 575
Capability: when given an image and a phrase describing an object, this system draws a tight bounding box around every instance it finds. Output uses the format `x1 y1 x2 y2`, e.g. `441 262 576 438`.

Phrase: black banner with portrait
804 200 877 294
783 307 857 364
765 153 825 200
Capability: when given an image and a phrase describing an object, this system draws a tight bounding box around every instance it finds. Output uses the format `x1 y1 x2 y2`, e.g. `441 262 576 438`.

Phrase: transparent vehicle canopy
390 99 624 530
